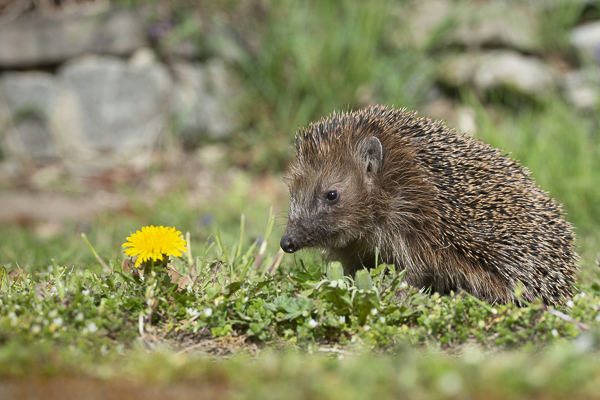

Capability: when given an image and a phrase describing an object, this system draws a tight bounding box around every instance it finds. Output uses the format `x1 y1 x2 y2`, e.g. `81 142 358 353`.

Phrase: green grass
2 222 598 348
1 212 600 398
229 0 435 171
3 339 600 400
0 173 287 273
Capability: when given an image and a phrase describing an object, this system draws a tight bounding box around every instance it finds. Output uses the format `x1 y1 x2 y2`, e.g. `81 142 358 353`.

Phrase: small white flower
302 310 309 317
86 321 98 333
380 316 386 324
81 289 90 296
400 281 408 289
75 312 84 321
566 300 574 308
186 284 193 293
339 316 346 324
203 307 213 317
363 325 370 331
580 292 586 298
53 317 63 326
351 336 356 343
370 308 378 315
595 315 600 322
551 329 559 337
491 308 498 315
186 307 200 317
8 312 16 320
308 319 318 328
31 325 41 334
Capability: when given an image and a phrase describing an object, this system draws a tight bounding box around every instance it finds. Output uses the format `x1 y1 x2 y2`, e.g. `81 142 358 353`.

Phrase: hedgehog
279 105 578 305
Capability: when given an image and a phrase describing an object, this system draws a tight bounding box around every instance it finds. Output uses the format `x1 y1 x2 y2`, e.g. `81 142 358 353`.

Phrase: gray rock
437 53 480 87
0 71 60 160
164 38 202 60
171 58 238 141
0 190 126 223
397 0 540 51
474 51 556 96
393 0 454 49
56 51 172 163
570 21 600 64
561 70 599 110
0 8 148 68
447 3 541 52
438 51 556 100
0 51 240 168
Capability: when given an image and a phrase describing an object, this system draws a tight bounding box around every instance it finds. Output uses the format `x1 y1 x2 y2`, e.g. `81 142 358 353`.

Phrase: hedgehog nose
280 234 298 253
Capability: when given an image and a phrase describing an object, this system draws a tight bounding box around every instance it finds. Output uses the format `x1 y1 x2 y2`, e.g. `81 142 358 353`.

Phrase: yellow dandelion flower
122 226 188 268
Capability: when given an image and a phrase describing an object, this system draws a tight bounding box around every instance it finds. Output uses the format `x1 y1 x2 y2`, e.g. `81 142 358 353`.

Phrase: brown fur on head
282 123 381 252
280 106 578 306
281 108 440 278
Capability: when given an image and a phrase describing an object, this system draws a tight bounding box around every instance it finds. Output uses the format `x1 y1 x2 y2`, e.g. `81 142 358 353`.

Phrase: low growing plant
1 213 597 355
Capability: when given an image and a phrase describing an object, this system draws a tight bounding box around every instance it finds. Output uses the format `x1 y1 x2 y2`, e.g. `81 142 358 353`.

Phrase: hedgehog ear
360 136 383 177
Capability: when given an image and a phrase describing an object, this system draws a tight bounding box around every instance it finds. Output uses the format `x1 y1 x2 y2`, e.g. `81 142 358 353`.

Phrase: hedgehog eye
325 190 339 202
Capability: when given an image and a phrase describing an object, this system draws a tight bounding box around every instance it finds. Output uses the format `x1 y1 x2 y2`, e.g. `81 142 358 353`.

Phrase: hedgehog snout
280 233 300 253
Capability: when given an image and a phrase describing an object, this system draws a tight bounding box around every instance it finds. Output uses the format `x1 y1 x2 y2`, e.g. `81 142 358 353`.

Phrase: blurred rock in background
0 0 239 176
0 0 599 181
0 7 147 67
1 71 60 161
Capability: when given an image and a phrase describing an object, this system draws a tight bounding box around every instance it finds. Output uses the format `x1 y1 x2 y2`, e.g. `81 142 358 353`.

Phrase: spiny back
284 105 577 305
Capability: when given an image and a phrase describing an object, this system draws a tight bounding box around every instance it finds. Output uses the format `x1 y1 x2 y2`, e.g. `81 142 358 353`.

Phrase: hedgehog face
280 136 383 254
